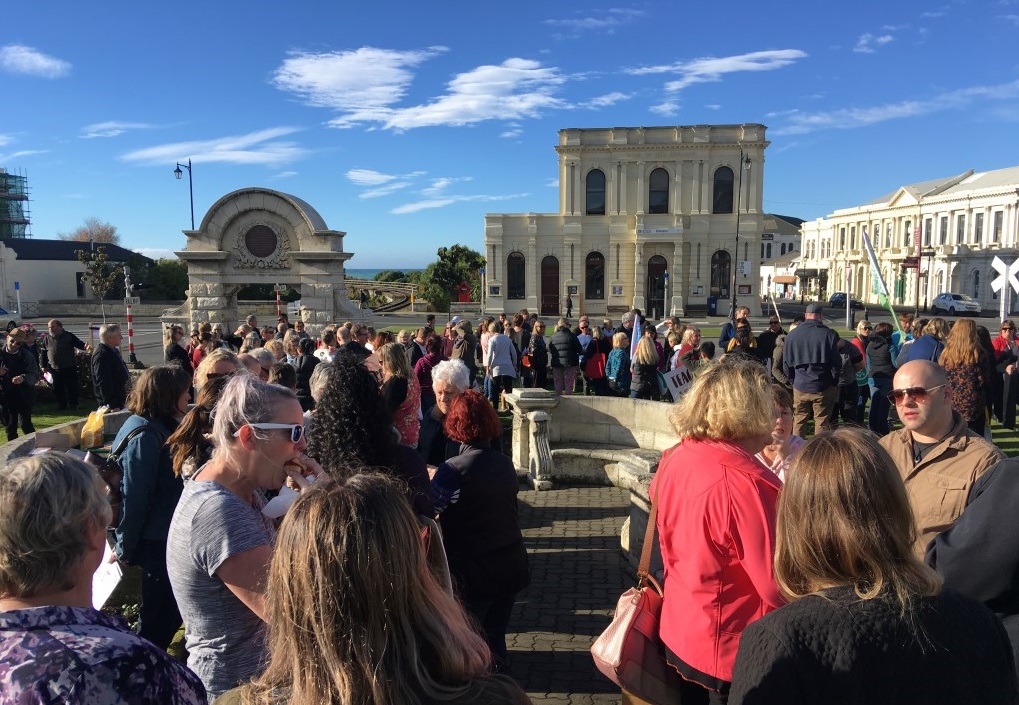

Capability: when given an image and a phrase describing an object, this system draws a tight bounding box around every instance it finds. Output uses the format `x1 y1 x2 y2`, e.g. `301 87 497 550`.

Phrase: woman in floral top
0 453 206 705
940 318 989 435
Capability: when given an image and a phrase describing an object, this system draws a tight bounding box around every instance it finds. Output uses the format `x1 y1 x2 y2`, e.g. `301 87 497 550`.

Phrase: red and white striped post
275 283 283 318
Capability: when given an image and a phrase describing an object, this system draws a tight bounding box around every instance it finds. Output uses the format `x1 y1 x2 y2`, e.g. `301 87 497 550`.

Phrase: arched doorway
710 250 731 298
646 255 667 319
541 256 560 316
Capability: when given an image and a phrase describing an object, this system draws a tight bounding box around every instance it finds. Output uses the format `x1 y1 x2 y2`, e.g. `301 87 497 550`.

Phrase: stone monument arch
172 187 366 329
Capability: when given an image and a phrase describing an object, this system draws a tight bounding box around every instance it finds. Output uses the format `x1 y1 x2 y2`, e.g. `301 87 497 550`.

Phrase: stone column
633 241 645 312
503 388 558 482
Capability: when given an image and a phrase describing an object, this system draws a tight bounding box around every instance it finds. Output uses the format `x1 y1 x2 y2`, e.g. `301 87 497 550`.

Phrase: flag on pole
861 227 903 336
630 311 643 358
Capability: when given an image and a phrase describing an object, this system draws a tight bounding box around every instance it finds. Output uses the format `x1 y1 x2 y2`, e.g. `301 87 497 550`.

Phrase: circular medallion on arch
244 225 279 258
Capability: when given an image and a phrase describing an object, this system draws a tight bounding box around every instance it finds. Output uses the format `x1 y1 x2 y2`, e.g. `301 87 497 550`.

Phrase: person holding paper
167 375 322 701
0 453 206 704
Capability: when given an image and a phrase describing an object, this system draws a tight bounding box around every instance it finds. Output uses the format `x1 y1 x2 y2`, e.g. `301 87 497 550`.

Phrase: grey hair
431 359 470 392
99 323 121 342
621 311 635 325
0 453 111 598
211 374 300 455
252 348 276 369
309 362 335 403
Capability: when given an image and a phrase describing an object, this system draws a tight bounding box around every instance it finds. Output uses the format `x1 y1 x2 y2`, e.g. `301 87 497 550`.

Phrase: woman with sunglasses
992 320 1019 429
167 374 323 700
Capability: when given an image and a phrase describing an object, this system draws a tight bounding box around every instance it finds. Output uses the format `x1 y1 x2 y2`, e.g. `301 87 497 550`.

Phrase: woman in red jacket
651 357 784 704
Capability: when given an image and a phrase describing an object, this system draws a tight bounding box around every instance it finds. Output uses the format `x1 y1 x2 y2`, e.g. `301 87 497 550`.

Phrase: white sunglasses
234 423 304 443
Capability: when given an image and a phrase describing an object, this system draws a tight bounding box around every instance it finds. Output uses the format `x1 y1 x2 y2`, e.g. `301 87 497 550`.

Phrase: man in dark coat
92 323 130 409
41 319 87 410
0 327 41 440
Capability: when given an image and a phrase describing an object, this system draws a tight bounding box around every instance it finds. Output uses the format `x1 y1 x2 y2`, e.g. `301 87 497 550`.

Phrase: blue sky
2 0 1018 268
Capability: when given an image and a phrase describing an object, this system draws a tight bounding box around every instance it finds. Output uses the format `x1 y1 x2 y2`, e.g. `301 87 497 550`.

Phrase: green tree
76 245 124 322
373 270 408 283
145 259 189 300
420 245 485 312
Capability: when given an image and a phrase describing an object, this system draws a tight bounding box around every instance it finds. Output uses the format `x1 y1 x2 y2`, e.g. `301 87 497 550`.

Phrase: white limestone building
758 214 803 300
799 167 1019 313
483 125 769 319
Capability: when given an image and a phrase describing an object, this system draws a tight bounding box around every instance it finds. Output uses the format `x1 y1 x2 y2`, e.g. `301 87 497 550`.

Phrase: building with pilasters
483 125 768 319
798 166 1019 314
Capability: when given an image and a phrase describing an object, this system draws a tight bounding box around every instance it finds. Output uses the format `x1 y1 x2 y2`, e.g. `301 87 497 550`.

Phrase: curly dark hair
306 351 396 477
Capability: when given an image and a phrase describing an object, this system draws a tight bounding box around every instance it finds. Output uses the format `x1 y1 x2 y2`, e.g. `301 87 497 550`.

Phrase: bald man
879 360 1004 557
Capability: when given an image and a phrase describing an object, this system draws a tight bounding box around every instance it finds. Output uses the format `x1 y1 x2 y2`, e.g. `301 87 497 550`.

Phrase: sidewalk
510 485 631 705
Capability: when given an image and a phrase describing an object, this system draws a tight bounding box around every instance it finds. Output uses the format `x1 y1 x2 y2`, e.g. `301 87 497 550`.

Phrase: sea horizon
346 268 423 280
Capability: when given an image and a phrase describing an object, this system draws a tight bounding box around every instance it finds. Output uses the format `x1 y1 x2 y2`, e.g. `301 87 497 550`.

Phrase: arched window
780 243 787 256
766 243 772 258
972 270 980 299
586 169 606 215
585 251 605 300
712 166 734 214
507 252 525 300
648 168 669 214
710 250 731 297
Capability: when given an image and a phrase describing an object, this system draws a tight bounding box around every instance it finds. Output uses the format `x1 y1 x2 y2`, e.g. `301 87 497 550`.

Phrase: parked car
930 292 982 316
0 307 22 331
828 292 865 310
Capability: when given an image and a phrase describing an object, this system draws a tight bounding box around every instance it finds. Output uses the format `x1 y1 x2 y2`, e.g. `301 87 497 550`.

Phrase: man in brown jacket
879 360 1005 557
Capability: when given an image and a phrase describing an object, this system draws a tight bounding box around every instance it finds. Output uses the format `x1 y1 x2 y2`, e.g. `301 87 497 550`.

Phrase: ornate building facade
483 125 768 318
798 166 1019 313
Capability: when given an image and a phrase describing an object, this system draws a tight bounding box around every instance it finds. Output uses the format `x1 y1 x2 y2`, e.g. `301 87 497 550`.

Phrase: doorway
541 256 560 316
646 255 667 319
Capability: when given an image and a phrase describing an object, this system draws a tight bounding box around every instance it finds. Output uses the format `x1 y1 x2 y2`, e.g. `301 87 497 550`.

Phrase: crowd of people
2 305 1019 705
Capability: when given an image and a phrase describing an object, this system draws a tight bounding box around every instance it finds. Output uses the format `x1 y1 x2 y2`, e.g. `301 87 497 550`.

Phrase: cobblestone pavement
508 485 632 705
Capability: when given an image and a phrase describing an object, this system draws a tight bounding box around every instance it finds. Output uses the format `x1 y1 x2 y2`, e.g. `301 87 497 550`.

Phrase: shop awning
794 268 819 278
773 275 798 284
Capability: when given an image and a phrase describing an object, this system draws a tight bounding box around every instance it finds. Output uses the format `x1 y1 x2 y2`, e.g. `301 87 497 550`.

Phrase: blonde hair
634 336 659 366
243 473 494 705
612 331 629 350
923 317 949 340
0 454 111 598
163 323 184 346
378 342 412 379
669 357 772 441
681 327 700 346
194 348 242 390
775 428 942 614
939 318 981 369
264 339 286 362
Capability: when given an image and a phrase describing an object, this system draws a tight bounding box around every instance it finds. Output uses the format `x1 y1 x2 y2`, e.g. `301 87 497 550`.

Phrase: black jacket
548 329 582 368
867 335 895 379
92 343 130 409
730 586 1018 705
43 330 87 370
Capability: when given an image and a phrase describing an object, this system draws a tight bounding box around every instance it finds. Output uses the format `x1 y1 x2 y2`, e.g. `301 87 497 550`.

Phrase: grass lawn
32 400 88 431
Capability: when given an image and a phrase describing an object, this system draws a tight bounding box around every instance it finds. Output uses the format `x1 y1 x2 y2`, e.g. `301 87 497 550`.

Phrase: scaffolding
0 168 31 239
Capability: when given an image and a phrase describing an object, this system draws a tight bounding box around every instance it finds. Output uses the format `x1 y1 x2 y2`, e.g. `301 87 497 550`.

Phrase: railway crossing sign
990 256 1019 322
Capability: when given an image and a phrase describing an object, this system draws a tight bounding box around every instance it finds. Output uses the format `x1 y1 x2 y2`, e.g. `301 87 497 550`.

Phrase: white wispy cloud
1001 14 1019 24
543 8 645 35
391 192 528 215
271 171 298 179
920 7 949 17
650 101 679 116
120 127 306 166
0 149 47 162
273 46 447 119
704 103 721 110
546 178 559 188
345 168 400 186
0 135 11 148
273 47 567 130
501 128 523 139
854 33 894 54
0 45 71 78
627 49 807 93
359 182 413 199
80 121 154 139
583 91 631 109
772 78 1019 135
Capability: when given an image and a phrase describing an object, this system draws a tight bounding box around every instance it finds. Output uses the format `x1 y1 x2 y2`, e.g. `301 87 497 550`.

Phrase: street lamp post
729 150 753 322
173 158 195 230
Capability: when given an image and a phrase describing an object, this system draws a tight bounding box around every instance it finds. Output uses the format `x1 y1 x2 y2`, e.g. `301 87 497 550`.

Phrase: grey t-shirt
167 479 275 699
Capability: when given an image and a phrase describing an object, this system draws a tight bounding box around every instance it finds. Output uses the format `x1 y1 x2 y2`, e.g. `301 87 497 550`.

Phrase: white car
0 306 21 331
930 292 982 316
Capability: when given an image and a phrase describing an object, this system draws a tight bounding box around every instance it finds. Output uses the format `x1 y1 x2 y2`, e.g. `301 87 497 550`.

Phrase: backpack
838 345 857 388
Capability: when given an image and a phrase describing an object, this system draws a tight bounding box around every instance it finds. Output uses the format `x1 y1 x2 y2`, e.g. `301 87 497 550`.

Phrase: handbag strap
109 423 154 461
638 447 671 581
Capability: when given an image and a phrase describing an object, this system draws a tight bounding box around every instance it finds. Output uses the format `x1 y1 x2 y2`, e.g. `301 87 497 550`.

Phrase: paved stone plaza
509 485 631 705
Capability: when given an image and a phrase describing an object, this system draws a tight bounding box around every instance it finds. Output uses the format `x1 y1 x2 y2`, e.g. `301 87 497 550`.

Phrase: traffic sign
13 282 19 291
124 296 140 306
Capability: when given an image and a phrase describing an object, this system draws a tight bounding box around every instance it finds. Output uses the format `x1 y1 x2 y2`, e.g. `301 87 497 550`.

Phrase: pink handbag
591 478 687 704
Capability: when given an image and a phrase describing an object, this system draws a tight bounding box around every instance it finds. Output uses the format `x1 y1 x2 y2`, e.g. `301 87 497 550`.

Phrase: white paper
261 486 301 519
92 542 123 610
